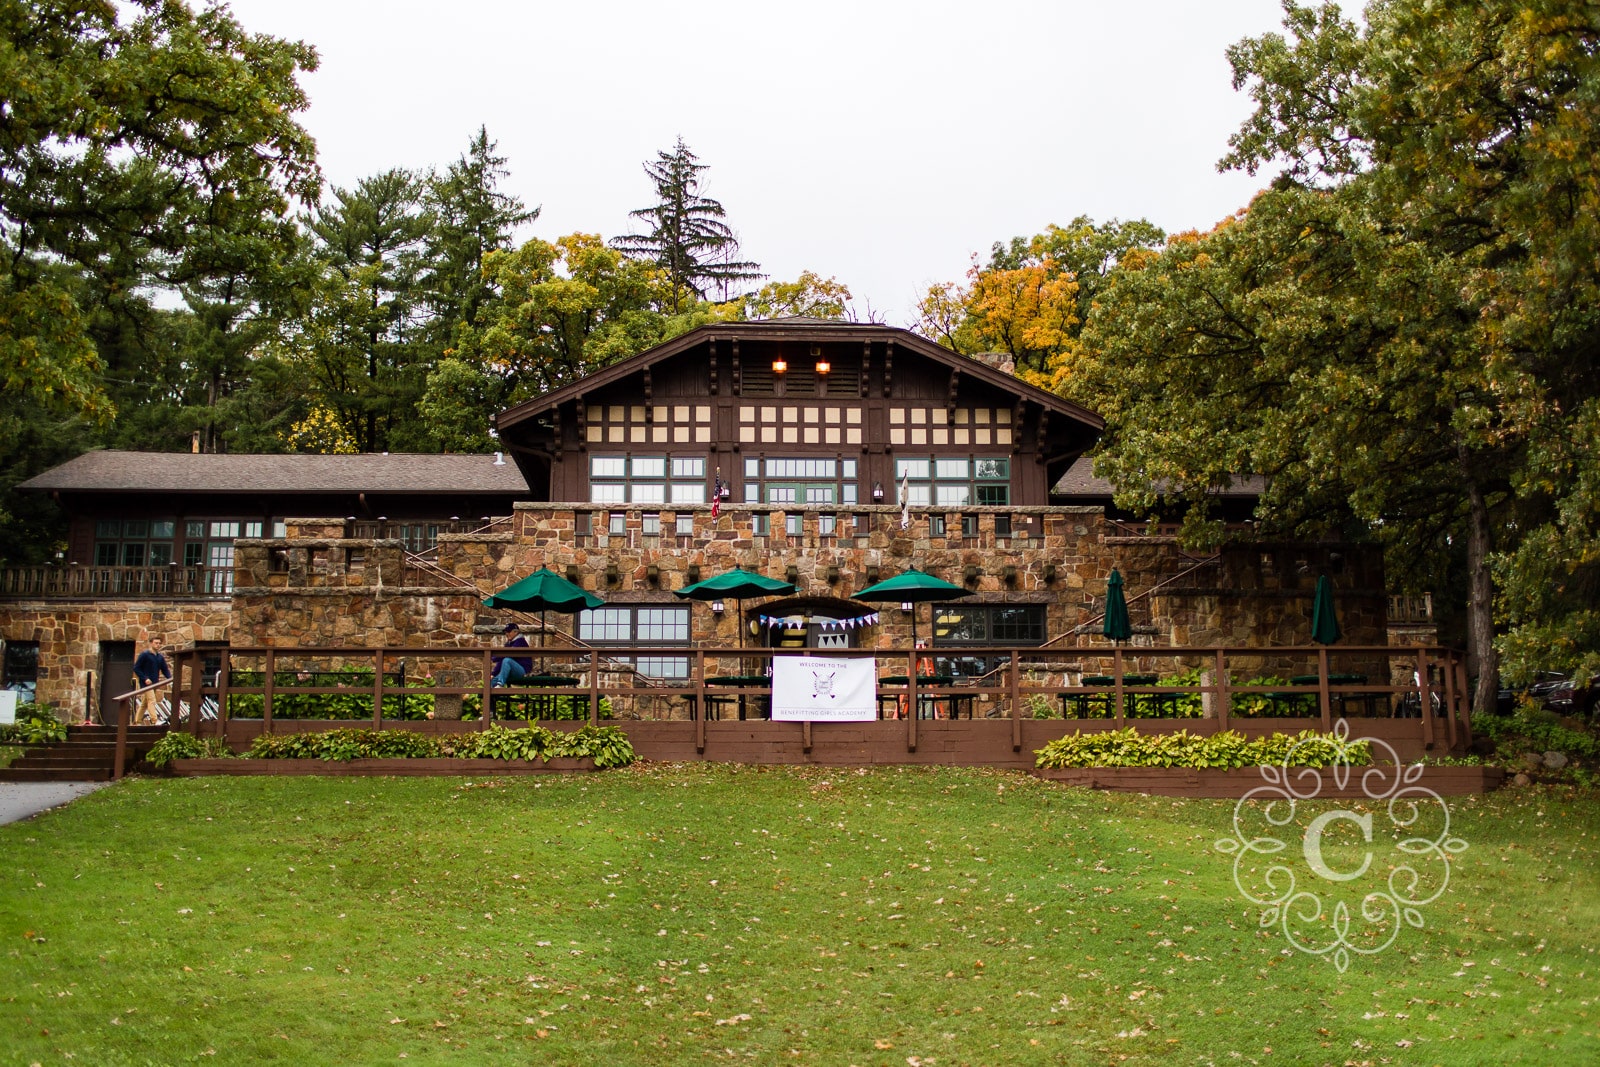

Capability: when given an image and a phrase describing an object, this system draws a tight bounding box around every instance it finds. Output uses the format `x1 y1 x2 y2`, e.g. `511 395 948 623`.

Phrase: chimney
190 431 201 454
971 351 1016 376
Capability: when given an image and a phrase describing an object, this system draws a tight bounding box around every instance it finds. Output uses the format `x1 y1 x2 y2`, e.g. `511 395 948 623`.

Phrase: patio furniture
1061 673 1162 717
497 674 587 720
877 674 971 719
702 674 772 720
1288 673 1376 717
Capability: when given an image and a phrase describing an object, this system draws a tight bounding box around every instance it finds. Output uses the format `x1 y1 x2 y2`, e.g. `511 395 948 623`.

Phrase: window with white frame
742 456 858 506
578 605 691 679
590 456 707 504
896 457 1010 508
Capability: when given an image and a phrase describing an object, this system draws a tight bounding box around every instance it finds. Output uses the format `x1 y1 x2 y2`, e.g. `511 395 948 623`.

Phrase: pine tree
422 127 538 345
613 139 761 312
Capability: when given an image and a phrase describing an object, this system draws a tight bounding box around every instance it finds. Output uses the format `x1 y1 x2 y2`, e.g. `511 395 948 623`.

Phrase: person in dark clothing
491 623 533 687
132 634 172 725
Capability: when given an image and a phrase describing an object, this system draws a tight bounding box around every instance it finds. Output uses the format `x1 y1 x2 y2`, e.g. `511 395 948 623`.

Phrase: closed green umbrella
1101 568 1132 643
1310 574 1341 645
483 568 606 668
675 567 796 648
852 567 971 647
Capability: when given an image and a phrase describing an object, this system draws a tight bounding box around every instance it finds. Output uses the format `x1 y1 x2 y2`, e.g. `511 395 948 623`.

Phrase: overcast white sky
223 0 1289 325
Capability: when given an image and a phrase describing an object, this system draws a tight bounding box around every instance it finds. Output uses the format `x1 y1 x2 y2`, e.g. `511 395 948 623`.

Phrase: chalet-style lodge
0 320 1466 769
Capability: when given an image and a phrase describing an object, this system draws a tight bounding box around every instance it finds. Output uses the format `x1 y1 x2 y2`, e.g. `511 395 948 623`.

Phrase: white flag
899 471 910 530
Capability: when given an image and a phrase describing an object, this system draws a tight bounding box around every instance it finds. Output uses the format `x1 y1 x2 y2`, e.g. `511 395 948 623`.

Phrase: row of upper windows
588 455 1010 507
92 518 285 568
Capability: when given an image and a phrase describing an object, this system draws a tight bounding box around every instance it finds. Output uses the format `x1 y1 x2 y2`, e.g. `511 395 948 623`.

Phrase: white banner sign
770 655 876 722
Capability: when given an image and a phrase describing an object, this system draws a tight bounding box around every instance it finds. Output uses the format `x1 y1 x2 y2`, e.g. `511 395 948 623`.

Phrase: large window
578 605 691 679
94 519 176 566
743 457 858 506
931 603 1046 679
590 456 706 504
895 457 1010 508
1 640 39 705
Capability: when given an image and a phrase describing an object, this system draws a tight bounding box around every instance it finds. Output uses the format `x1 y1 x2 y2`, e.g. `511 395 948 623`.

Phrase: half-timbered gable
493 320 1104 509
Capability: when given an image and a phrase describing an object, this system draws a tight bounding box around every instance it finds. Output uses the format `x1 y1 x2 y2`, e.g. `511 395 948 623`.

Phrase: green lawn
2 765 1597 1065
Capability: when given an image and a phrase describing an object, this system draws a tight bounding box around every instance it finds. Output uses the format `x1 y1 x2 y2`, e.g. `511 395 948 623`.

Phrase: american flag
711 468 724 519
899 471 910 530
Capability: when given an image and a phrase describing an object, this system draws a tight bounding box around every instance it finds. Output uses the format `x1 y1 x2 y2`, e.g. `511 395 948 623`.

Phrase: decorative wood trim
882 340 894 397
948 369 960 415
643 366 653 404
732 340 742 396
709 340 719 395
576 401 588 453
860 341 871 398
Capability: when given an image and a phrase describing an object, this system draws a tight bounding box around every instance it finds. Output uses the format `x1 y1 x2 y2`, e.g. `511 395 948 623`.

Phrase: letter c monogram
1303 810 1373 882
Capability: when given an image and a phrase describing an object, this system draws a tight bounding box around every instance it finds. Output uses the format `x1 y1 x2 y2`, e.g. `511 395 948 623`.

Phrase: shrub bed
1034 728 1370 770
243 724 635 768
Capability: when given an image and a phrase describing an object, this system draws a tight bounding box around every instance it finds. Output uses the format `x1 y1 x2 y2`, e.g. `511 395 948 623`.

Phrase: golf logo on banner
770 655 876 722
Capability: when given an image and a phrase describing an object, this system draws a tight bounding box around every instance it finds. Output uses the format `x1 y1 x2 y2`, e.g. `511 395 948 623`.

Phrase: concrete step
9 757 119 771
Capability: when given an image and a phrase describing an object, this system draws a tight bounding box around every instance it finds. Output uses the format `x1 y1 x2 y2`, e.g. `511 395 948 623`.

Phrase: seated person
491 623 533 687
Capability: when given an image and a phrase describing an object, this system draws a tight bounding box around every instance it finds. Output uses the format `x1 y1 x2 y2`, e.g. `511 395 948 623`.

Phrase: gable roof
20 451 531 495
1052 457 1267 500
493 321 1104 434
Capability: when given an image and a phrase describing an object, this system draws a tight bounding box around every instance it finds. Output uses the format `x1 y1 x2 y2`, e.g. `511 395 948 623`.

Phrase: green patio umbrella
851 567 971 648
1101 568 1132 643
1310 574 1342 645
675 567 796 648
483 568 605 668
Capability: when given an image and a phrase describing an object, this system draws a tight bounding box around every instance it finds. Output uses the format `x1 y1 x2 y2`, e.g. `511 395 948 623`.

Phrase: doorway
98 641 134 726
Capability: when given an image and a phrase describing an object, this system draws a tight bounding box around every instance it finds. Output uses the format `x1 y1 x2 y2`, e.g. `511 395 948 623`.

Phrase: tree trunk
1464 476 1497 717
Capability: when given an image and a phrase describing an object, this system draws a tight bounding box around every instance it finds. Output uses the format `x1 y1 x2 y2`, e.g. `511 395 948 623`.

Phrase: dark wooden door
98 641 135 726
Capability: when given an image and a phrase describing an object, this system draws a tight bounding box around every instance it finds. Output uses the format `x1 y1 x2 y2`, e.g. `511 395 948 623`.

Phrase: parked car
1497 671 1598 717
1544 676 1600 717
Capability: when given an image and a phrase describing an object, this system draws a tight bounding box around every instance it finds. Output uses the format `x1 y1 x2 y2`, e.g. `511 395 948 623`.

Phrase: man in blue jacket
491 623 533 687
132 635 171 725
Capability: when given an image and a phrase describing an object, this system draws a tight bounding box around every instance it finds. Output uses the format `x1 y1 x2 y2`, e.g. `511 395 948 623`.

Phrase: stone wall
0 600 231 718
5 506 1391 722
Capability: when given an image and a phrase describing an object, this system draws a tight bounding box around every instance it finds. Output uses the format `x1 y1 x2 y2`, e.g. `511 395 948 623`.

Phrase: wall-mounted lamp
815 360 831 375
872 481 885 502
900 601 913 613
772 358 788 373
711 599 725 615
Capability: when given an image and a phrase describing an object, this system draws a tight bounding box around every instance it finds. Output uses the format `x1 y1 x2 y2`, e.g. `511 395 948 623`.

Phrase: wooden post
588 651 600 728
1318 648 1332 731
217 649 231 734
481 650 493 730
803 719 812 753
1416 649 1436 749
84 669 95 726
1455 657 1474 749
1113 649 1125 727
188 651 203 738
373 650 384 727
1442 650 1459 751
695 649 706 754
112 690 129 780
906 649 918 752
263 649 276 735
1214 650 1230 731
1010 651 1022 751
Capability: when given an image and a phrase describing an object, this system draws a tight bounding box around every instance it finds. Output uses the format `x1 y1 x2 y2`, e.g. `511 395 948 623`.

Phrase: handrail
1044 553 1223 647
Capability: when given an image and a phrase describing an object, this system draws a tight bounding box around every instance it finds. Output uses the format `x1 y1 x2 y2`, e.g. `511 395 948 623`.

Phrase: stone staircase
0 725 168 782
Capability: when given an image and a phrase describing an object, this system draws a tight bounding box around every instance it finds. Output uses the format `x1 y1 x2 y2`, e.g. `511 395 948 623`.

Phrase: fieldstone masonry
8 503 1388 717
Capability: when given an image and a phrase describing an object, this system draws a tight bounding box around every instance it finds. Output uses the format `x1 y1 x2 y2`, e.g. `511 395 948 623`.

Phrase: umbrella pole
540 609 547 675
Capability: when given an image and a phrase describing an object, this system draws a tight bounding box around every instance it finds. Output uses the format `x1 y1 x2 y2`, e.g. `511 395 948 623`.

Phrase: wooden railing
160 643 1472 761
0 565 231 598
